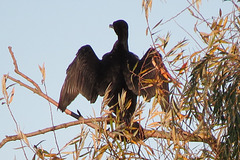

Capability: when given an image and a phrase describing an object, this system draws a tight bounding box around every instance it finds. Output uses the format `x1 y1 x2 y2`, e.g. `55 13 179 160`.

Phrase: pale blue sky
0 0 234 159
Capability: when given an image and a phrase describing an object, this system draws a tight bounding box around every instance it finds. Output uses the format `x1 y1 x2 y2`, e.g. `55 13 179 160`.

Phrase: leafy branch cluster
185 6 240 159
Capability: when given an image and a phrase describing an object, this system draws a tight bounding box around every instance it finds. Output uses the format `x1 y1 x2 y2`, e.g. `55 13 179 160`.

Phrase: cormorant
58 20 170 123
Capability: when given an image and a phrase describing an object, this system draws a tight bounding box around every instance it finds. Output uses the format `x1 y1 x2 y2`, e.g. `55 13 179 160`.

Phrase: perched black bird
58 20 170 123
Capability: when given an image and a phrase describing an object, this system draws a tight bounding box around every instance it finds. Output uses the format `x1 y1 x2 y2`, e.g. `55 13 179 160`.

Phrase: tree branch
7 46 80 119
0 116 215 149
0 117 110 148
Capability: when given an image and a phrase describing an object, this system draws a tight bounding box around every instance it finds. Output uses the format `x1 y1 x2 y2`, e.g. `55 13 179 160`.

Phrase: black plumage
58 20 169 122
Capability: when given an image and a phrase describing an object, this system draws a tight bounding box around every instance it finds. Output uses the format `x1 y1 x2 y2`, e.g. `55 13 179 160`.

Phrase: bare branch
7 47 80 120
8 46 42 91
0 115 217 149
0 117 110 148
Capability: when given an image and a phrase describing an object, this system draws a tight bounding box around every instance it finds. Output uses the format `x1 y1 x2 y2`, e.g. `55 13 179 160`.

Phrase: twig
8 46 41 91
2 77 28 159
160 2 195 26
42 80 61 157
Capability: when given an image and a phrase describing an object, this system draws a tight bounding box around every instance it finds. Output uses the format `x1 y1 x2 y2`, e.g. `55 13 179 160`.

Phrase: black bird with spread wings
58 20 170 122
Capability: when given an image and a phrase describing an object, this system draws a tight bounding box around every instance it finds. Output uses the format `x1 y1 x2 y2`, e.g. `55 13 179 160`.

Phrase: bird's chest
106 53 123 70
103 54 125 82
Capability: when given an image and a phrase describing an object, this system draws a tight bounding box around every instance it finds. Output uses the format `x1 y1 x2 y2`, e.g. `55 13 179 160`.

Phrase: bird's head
110 20 129 50
110 20 128 41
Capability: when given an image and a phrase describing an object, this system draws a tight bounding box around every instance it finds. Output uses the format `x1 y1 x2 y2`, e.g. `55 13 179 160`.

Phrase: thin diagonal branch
8 46 42 91
7 46 80 119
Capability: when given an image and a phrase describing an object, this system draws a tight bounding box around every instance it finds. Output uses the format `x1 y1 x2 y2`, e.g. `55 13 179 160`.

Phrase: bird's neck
117 36 129 51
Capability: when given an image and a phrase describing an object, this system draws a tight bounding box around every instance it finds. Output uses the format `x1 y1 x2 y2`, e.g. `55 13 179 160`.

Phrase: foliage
185 7 240 159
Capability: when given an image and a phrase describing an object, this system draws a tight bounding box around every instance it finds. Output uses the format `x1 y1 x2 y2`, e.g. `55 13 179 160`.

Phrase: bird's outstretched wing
124 48 170 111
58 45 101 111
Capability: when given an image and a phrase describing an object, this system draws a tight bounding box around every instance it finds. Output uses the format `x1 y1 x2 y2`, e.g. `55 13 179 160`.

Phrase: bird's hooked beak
109 24 114 29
